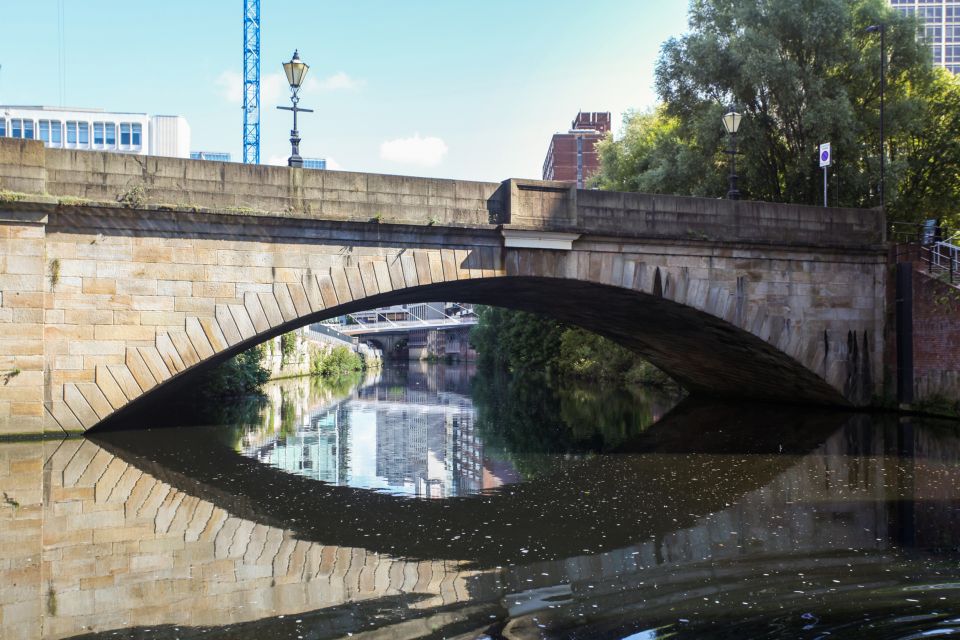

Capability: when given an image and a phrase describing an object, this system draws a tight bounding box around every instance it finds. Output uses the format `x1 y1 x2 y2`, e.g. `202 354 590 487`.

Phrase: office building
890 0 960 74
0 106 191 158
542 111 611 188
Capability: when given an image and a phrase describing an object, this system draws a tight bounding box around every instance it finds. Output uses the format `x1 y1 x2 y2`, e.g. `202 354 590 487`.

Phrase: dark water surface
2 363 960 639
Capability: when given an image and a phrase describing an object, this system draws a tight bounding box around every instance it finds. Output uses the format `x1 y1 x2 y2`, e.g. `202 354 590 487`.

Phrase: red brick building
541 111 611 187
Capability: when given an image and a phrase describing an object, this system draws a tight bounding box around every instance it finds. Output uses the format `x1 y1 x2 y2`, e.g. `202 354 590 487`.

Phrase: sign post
819 143 832 208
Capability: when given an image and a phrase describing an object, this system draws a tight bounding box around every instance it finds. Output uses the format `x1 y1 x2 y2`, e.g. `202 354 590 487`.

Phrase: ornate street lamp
722 107 742 200
277 50 313 168
866 24 886 212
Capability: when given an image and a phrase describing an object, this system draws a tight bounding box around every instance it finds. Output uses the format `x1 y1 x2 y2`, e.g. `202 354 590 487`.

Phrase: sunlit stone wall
0 137 890 435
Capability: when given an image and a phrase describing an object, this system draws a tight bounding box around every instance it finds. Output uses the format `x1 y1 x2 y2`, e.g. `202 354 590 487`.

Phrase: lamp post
866 24 885 212
722 107 742 200
277 50 313 168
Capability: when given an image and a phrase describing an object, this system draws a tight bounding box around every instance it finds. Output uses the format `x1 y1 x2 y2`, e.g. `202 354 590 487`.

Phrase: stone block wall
575 190 885 248
0 138 503 229
0 139 893 433
0 210 47 434
0 201 886 434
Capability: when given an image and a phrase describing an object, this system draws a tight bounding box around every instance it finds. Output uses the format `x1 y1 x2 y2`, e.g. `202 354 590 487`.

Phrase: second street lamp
722 107 742 200
277 50 313 168
865 24 886 213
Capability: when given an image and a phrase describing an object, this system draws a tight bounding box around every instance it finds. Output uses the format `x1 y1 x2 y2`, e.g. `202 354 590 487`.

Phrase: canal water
2 362 959 639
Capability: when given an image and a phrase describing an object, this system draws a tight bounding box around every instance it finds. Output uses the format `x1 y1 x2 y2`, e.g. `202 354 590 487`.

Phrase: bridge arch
0 140 885 434
76 244 866 433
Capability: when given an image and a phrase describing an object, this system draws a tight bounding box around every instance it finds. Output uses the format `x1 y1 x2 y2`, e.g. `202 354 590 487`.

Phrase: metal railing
890 220 960 286
324 303 477 330
927 239 960 285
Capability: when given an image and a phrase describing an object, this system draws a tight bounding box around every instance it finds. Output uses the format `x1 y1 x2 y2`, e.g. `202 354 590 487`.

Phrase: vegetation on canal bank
197 341 367 400
311 345 366 378
469 306 674 388
194 346 271 399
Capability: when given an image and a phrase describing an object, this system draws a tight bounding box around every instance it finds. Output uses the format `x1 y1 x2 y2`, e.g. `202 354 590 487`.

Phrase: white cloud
307 71 365 92
380 134 448 167
217 69 362 106
217 70 289 106
262 72 289 106
216 70 243 104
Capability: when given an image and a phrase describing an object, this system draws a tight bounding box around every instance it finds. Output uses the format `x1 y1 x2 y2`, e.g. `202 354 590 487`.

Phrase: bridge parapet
504 178 884 248
0 139 883 249
0 139 505 228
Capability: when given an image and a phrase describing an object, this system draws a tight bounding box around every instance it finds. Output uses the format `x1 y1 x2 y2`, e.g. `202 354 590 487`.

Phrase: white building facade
0 106 191 158
890 0 960 74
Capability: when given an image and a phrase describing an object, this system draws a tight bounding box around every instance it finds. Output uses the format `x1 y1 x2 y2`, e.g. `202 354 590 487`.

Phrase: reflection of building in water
250 406 351 486
244 369 511 498
373 395 482 498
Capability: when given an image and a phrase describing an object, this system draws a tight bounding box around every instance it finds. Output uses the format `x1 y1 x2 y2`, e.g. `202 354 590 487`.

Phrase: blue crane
242 0 260 164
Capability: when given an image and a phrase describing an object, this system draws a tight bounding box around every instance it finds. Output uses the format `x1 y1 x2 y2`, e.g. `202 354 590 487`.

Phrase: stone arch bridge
0 139 886 435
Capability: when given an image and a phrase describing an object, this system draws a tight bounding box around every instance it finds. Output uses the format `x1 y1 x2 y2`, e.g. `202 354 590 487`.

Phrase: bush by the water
312 346 365 378
195 345 271 398
470 306 673 387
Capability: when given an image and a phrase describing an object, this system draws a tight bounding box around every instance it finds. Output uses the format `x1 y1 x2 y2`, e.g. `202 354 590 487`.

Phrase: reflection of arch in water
10 411 959 638
93 401 856 566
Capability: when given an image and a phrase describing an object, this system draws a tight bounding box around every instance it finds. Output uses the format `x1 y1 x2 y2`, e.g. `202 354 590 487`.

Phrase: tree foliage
311 345 365 378
594 0 960 224
469 306 673 386
195 345 271 399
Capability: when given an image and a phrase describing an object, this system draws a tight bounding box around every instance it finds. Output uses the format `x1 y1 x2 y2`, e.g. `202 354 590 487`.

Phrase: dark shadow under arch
92 276 846 432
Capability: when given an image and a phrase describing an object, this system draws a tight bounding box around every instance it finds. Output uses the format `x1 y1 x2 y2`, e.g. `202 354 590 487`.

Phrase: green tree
470 306 674 387
194 345 271 399
311 345 365 378
469 306 565 373
595 0 960 222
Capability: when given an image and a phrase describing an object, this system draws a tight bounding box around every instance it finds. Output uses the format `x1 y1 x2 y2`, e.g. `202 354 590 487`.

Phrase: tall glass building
890 0 960 74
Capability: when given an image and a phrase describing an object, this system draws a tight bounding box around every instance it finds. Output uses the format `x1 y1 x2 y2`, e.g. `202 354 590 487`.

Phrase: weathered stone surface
0 138 892 434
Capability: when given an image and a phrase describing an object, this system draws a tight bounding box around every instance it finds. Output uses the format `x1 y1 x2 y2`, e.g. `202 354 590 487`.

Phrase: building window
11 119 22 138
50 120 62 145
93 122 104 145
23 120 34 140
39 121 50 143
78 122 89 146
0 119 5 137
120 123 131 146
131 123 142 146
66 122 77 144
105 123 116 147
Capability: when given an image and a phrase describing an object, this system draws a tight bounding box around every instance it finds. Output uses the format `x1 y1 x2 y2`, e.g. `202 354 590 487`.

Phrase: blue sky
0 1 689 181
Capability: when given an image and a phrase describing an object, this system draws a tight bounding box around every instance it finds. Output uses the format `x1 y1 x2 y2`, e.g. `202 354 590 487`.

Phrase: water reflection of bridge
2 411 958 638
2 407 959 637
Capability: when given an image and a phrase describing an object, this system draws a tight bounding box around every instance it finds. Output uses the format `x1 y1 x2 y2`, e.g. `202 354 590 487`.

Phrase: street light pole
277 50 313 168
722 107 742 200
866 24 885 212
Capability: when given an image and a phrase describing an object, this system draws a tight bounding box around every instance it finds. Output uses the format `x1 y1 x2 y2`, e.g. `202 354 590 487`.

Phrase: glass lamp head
283 50 310 89
722 110 742 135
